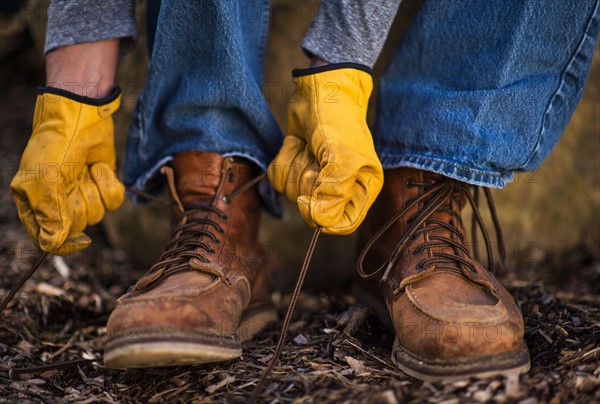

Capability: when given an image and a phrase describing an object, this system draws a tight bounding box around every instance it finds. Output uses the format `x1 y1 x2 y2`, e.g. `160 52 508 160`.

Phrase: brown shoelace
0 251 48 315
128 167 265 292
250 225 322 402
357 177 505 293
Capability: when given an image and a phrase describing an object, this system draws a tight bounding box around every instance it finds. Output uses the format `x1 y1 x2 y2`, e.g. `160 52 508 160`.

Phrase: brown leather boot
357 168 530 381
104 151 276 368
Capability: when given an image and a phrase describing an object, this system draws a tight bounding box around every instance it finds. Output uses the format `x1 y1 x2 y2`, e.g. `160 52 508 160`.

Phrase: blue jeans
124 0 600 212
376 0 600 187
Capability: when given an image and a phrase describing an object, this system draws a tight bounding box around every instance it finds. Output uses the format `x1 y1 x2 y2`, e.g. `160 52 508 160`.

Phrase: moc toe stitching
406 283 508 325
398 294 519 361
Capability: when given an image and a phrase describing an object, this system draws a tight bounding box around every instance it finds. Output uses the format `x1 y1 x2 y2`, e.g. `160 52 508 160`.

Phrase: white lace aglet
51 255 71 279
381 260 394 283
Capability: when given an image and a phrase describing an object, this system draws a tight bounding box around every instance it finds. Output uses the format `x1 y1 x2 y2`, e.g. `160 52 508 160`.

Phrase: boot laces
357 176 506 294
130 168 266 293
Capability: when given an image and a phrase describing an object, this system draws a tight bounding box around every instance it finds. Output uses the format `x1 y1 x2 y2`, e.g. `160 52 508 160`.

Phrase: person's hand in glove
10 87 125 255
268 64 383 235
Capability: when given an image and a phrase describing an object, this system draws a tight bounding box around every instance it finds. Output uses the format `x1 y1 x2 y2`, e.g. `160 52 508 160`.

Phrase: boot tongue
172 151 225 206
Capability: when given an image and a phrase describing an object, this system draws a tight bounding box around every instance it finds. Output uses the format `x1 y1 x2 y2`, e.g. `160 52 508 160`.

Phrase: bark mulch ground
1 85 599 403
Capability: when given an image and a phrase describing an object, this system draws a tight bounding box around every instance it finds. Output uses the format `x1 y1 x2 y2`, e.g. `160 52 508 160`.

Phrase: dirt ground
1 65 599 404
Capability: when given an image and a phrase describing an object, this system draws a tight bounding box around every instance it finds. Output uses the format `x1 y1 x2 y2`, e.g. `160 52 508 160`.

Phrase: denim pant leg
376 0 600 187
123 0 282 213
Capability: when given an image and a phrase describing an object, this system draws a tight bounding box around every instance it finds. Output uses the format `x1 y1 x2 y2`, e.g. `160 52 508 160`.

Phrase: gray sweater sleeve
302 0 402 68
45 0 137 53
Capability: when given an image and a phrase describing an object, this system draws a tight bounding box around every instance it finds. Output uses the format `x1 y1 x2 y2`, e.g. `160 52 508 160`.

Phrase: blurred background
1 0 598 292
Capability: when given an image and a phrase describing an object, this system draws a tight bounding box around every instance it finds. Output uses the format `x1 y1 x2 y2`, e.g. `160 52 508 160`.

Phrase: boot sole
392 337 531 382
104 305 277 369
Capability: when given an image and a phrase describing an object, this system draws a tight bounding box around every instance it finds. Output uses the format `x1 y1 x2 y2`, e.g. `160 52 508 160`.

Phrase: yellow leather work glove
268 65 383 235
10 87 125 255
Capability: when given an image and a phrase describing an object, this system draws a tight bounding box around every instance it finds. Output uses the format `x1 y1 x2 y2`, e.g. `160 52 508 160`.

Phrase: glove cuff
292 63 372 77
37 85 121 106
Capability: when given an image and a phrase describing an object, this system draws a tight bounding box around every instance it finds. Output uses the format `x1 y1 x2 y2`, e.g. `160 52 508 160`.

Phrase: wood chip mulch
1 235 598 403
